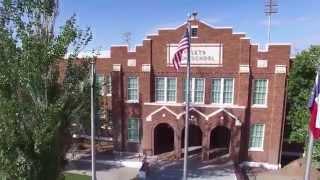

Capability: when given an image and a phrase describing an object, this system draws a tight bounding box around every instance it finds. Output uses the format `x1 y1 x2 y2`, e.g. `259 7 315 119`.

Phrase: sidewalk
65 151 142 180
147 155 237 180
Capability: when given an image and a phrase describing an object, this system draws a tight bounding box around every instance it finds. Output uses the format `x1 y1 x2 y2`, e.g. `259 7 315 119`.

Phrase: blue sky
56 0 320 54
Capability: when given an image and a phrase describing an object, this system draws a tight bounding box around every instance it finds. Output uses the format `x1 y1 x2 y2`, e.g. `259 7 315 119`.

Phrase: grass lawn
63 173 90 180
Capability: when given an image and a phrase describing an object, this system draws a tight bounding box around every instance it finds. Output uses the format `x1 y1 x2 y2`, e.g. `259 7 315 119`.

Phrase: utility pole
265 0 278 43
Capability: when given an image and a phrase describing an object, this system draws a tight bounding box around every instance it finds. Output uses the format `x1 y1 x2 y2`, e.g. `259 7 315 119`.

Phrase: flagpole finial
192 12 198 19
188 12 198 21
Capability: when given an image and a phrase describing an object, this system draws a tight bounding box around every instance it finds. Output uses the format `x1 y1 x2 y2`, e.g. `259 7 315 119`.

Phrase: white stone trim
143 102 246 109
125 100 139 104
239 64 250 73
112 64 121 72
167 64 223 68
127 59 136 67
110 44 128 47
146 106 178 122
240 161 281 170
142 64 151 72
275 65 286 74
266 42 292 46
248 147 264 152
144 105 242 125
199 20 232 29
207 108 242 126
177 107 208 120
233 32 246 35
257 59 268 68
240 37 251 40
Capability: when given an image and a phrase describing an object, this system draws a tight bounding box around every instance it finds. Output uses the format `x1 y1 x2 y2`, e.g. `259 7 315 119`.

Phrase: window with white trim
249 124 265 150
106 75 112 95
211 78 234 104
184 78 205 103
128 118 139 142
127 76 138 101
191 27 198 37
96 74 105 96
155 77 177 102
252 79 268 106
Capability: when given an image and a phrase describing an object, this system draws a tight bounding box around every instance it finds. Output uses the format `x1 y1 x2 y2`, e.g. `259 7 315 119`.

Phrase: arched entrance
209 126 231 159
181 124 202 155
154 123 174 155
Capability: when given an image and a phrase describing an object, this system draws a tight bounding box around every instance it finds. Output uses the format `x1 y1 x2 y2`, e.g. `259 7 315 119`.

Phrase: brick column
237 64 251 162
201 125 210 161
230 125 242 163
111 64 124 151
174 127 182 159
268 65 287 166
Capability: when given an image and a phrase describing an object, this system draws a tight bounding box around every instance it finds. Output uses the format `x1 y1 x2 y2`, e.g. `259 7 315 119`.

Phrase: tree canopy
287 45 320 162
0 0 93 179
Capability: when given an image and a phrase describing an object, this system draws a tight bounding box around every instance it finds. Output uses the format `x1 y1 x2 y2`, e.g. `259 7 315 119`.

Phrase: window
212 79 221 103
127 76 138 102
184 78 205 103
155 77 177 102
106 110 113 130
106 75 112 95
223 79 233 103
191 27 198 37
211 78 234 104
249 124 265 150
96 75 105 96
128 118 139 142
252 79 268 106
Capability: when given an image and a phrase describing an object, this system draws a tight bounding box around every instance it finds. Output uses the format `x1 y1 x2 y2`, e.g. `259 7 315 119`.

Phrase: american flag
172 30 190 70
308 70 320 139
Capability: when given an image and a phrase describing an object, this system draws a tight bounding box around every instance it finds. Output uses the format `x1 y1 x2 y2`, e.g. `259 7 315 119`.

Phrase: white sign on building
167 43 223 66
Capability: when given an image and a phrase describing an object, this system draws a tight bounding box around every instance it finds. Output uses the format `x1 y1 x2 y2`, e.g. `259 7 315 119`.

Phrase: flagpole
182 13 193 180
90 59 96 180
304 131 314 180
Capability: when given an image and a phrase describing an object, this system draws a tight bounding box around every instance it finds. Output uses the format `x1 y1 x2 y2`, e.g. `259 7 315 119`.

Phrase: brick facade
93 19 290 168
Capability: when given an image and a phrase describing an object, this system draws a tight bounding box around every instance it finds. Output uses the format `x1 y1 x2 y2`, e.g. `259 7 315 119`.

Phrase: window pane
253 80 267 105
249 124 264 149
223 79 233 103
191 27 198 37
128 118 139 142
96 75 105 95
212 79 221 103
167 78 176 102
194 79 204 103
106 75 112 94
183 79 191 102
128 77 138 101
155 78 165 101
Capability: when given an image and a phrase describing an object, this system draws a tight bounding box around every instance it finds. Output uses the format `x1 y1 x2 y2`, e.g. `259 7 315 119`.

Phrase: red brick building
94 18 291 169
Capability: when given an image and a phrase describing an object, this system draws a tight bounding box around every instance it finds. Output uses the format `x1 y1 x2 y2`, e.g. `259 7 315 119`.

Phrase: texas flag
308 71 320 139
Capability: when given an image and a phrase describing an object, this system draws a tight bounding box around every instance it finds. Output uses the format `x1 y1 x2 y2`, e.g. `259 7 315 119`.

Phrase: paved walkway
65 151 238 180
147 156 237 180
65 151 141 180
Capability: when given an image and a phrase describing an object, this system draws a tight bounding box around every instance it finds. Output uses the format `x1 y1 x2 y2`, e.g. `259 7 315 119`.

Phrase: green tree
0 0 93 179
287 45 320 162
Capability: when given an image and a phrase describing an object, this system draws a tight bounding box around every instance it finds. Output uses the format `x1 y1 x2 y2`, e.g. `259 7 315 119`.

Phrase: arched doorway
181 124 202 155
209 126 231 159
154 123 174 155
